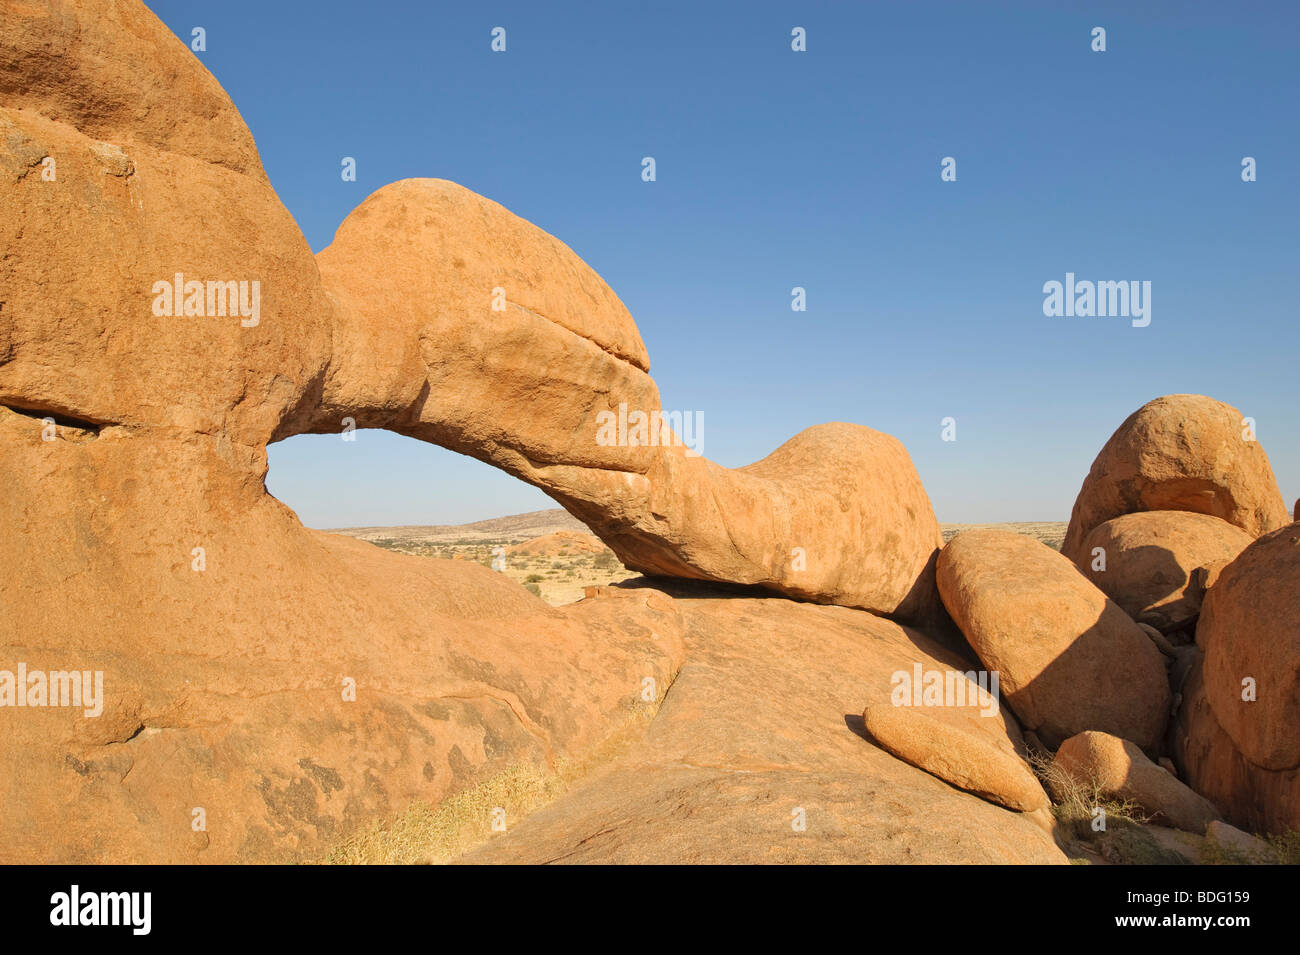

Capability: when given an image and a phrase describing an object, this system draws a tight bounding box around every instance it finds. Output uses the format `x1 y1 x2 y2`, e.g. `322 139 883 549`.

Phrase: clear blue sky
152 0 1299 527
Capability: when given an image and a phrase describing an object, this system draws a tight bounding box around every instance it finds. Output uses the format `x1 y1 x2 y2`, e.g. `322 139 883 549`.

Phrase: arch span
290 178 944 623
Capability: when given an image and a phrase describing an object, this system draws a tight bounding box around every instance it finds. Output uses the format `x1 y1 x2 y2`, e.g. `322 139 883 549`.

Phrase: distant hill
326 508 592 543
507 530 606 558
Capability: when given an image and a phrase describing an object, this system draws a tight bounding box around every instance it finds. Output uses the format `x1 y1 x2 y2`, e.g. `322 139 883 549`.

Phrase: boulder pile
1060 394 1289 563
887 393 1293 847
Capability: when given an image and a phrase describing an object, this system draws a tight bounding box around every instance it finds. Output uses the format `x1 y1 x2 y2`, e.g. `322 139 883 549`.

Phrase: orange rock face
0 0 951 863
1200 526 1300 771
1174 664 1300 837
1061 395 1289 564
0 405 688 863
0 2 332 449
937 530 1170 751
1078 511 1254 633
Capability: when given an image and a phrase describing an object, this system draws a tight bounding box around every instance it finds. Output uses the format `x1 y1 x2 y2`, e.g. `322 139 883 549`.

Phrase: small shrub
1030 751 1186 865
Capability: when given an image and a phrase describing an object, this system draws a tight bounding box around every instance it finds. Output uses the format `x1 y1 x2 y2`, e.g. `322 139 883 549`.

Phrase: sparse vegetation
1030 752 1188 865
347 517 638 606
321 760 566 865
321 706 663 864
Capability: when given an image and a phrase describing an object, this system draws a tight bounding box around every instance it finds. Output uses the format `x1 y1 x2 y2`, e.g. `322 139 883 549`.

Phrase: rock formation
1060 395 1289 563
0 0 681 863
309 179 944 622
1 0 1292 866
0 0 961 863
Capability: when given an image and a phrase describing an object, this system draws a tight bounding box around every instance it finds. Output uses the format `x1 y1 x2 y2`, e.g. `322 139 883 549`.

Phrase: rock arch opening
266 429 558 531
266 429 635 604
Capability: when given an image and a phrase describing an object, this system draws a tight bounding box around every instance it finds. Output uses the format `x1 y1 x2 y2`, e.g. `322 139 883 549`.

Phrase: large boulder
1061 395 1289 564
310 179 943 622
1200 526 1300 770
1173 526 1300 835
1078 511 1253 633
937 529 1170 751
1053 731 1220 833
1173 663 1300 836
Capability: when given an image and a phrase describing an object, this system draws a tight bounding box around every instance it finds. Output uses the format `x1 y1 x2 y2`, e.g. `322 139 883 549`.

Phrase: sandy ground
329 510 1068 606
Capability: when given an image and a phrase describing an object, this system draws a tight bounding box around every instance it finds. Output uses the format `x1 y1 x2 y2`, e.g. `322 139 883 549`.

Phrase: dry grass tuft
1029 751 1188 865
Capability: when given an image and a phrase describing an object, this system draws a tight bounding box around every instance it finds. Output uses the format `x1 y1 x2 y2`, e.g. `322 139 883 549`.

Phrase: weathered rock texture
1061 395 1289 564
937 530 1170 751
1053 731 1220 833
1078 511 1253 633
459 588 1065 863
309 180 944 621
0 1 331 447
0 406 688 863
1175 526 1300 835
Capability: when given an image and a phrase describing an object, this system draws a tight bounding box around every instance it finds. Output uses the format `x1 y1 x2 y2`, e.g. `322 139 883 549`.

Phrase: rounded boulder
1200 525 1300 771
1078 511 1253 633
1061 395 1289 563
